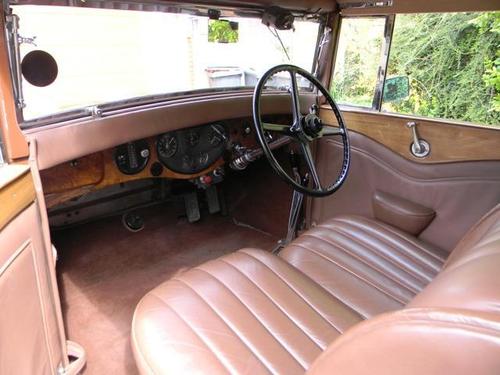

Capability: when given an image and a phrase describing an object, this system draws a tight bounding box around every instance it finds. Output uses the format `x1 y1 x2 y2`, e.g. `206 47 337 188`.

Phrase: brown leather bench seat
132 206 500 374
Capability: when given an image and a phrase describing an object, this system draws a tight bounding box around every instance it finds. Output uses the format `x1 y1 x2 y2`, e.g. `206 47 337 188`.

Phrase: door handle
406 121 430 158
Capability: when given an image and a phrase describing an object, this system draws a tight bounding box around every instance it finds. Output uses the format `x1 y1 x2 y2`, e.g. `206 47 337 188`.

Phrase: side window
330 12 499 127
382 12 499 126
330 17 387 108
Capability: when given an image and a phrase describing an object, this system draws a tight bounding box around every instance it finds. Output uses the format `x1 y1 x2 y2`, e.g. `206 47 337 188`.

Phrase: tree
208 20 239 43
386 12 500 126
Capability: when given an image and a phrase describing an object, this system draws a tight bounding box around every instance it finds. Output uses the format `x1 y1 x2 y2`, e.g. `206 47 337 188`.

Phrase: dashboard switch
150 162 163 177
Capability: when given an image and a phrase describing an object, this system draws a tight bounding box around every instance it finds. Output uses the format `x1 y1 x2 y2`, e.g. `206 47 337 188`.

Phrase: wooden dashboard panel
41 153 104 194
320 107 500 163
42 138 224 208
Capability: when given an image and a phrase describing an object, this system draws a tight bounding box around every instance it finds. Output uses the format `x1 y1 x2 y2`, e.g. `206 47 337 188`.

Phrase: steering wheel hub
302 113 323 138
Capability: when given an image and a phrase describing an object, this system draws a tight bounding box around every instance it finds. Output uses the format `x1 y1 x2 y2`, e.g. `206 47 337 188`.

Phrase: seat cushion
132 248 364 375
280 215 448 318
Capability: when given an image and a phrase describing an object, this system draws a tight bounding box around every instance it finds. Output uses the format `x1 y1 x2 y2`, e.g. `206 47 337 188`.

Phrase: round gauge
182 155 195 170
198 152 209 165
209 124 226 147
187 130 200 147
157 134 178 159
114 140 150 175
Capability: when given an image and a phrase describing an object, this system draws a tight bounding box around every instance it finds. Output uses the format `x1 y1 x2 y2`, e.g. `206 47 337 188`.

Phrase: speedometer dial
209 124 226 146
187 130 200 147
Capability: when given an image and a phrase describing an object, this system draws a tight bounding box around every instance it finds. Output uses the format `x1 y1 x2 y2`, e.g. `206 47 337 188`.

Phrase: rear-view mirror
21 50 58 87
383 76 410 103
208 20 239 43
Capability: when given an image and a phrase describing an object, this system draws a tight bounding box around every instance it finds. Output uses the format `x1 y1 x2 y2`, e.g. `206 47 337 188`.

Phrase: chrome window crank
406 121 430 158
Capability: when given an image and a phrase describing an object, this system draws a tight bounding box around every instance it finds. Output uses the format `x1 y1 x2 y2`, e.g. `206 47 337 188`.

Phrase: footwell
54 203 277 375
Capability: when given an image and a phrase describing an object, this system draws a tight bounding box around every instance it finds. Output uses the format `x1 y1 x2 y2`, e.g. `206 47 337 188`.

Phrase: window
12 6 319 121
331 12 500 127
330 17 386 107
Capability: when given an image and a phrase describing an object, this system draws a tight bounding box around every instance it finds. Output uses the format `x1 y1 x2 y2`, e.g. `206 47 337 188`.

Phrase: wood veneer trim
321 108 500 163
0 167 36 230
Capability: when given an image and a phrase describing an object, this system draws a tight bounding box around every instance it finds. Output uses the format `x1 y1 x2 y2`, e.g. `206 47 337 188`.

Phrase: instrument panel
114 123 228 176
156 124 227 174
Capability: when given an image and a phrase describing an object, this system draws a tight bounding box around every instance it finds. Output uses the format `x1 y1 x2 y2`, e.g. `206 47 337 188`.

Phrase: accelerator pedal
205 185 221 214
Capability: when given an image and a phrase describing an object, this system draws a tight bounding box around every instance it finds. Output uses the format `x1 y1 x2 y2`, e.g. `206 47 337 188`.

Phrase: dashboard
40 117 275 208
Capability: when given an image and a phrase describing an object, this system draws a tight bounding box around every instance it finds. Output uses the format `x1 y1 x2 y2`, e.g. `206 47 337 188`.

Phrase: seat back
307 204 500 375
409 204 500 313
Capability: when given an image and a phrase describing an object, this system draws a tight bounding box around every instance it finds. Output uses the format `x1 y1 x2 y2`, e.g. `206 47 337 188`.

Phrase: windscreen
12 5 319 121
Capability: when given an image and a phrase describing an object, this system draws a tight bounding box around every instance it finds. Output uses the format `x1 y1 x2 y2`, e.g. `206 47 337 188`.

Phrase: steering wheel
252 64 350 197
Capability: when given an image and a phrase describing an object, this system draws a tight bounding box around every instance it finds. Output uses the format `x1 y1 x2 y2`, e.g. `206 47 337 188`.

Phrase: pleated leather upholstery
132 209 500 374
132 248 364 375
280 215 447 317
307 205 500 375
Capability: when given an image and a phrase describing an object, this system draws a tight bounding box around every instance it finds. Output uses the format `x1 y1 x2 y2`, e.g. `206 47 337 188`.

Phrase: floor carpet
54 203 278 374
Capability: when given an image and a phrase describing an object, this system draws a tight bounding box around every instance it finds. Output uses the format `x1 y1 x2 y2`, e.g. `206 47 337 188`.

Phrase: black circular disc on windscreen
21 50 58 87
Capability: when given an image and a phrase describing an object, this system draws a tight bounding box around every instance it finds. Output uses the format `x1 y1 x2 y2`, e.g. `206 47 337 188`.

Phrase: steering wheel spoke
263 122 292 133
289 70 302 130
300 142 322 190
322 126 344 136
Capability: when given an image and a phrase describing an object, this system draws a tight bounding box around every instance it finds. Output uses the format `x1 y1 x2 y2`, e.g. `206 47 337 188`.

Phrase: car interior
0 0 499 374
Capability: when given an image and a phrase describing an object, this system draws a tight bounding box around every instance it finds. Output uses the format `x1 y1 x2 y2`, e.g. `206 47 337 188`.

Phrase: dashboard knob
200 175 213 185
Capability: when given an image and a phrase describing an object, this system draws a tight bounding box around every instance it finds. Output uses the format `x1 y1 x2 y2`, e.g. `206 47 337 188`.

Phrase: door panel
321 108 500 163
0 167 65 374
311 130 500 251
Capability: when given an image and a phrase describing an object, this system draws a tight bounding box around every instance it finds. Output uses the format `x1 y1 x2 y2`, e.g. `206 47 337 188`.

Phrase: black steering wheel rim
252 64 350 198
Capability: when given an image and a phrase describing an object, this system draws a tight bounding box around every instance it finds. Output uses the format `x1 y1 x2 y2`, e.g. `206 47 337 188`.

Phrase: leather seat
132 248 363 374
132 206 500 374
280 215 447 317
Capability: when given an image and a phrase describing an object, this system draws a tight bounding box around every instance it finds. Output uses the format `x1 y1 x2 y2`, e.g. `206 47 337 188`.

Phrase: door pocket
372 190 435 235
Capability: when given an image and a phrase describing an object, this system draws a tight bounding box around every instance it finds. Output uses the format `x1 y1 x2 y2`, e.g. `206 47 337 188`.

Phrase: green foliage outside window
384 12 499 126
208 20 239 43
331 12 500 127
330 18 385 107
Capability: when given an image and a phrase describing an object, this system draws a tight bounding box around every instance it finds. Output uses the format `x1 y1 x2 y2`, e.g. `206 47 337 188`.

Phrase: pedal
183 192 200 223
218 186 228 217
205 185 221 214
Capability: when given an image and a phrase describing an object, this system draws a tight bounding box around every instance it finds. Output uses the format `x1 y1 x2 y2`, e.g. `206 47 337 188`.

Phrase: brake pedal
183 192 201 223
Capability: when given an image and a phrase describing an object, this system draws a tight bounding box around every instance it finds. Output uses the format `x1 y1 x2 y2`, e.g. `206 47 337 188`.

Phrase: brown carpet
54 203 278 375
